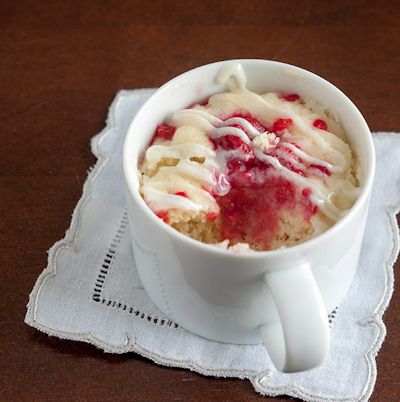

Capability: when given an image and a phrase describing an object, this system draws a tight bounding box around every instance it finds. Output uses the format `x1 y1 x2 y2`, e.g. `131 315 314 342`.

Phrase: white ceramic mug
123 59 375 372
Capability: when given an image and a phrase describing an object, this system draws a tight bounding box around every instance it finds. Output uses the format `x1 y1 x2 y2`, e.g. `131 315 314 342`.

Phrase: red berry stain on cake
156 210 169 223
281 93 300 102
268 146 304 175
206 211 219 222
217 177 298 249
272 118 293 133
151 124 176 143
227 113 268 134
210 113 318 250
310 164 331 176
313 119 328 130
174 191 189 198
219 135 250 153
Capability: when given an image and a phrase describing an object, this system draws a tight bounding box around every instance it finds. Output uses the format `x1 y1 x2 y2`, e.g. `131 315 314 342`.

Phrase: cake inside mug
138 64 360 252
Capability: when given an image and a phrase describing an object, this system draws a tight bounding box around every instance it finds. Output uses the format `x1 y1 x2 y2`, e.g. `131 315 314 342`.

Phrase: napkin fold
25 89 399 401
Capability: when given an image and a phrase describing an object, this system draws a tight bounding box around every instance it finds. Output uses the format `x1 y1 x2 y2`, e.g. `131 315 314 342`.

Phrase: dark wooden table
1 1 399 400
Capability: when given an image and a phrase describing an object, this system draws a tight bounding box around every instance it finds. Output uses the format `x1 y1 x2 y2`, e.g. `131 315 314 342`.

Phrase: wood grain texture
1 1 399 400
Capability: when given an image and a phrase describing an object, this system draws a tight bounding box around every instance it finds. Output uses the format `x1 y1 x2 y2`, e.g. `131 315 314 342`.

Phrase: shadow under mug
123 59 375 372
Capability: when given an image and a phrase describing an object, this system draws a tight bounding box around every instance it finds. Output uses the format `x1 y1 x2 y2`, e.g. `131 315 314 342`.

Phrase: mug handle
260 263 330 372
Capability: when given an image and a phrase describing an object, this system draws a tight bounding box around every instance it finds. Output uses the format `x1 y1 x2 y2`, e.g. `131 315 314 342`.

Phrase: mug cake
138 64 360 251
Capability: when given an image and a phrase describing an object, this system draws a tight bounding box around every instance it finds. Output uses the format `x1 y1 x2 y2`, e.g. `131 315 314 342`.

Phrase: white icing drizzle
272 148 307 172
142 181 217 213
159 161 215 186
254 150 342 221
242 89 349 169
143 186 202 211
146 143 215 166
214 172 231 196
140 62 358 228
211 126 251 143
218 148 253 161
222 117 261 138
142 143 222 215
279 142 338 172
171 109 221 131
216 63 246 89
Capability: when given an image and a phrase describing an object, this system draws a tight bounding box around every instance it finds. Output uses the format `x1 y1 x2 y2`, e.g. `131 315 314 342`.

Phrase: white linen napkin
25 89 399 401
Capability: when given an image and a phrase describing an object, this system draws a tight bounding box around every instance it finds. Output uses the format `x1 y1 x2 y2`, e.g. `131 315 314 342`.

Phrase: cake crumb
213 240 253 253
252 132 279 151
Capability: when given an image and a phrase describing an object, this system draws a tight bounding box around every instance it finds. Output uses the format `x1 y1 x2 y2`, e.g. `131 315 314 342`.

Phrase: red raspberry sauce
149 103 322 250
175 191 189 198
156 210 169 223
219 135 250 153
268 146 304 175
212 113 318 250
281 93 300 102
310 164 331 176
217 177 310 249
272 118 293 133
228 113 268 133
313 119 328 130
151 124 176 143
206 211 219 222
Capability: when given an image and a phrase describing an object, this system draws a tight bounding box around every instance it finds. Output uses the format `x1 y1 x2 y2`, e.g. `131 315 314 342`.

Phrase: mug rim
123 58 376 259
